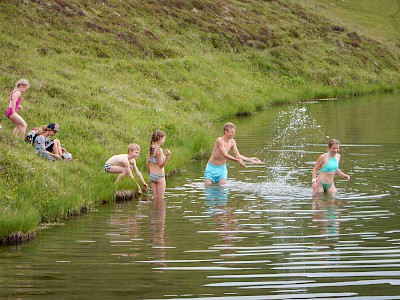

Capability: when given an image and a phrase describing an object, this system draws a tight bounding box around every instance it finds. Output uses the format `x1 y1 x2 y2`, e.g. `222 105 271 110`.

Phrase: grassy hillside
1 0 399 242
304 0 400 44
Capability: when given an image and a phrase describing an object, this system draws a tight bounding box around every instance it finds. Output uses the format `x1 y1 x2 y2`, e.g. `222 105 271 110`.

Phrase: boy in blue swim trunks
204 122 262 185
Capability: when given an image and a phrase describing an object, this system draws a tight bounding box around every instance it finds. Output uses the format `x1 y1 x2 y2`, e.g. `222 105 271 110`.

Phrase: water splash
264 106 323 184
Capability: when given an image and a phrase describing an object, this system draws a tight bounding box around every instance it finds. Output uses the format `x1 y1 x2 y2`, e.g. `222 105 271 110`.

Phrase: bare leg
205 178 213 186
9 114 27 138
315 183 324 194
156 178 166 200
151 181 158 200
116 171 129 182
315 182 336 194
217 179 227 186
152 178 166 200
107 166 127 182
51 139 63 156
327 184 337 195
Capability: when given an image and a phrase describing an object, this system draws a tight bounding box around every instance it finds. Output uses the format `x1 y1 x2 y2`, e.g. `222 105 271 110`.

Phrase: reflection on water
312 194 344 238
150 198 167 267
1 94 400 299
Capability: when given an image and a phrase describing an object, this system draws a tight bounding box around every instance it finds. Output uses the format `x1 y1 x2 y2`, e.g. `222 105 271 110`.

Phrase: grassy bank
1 0 399 241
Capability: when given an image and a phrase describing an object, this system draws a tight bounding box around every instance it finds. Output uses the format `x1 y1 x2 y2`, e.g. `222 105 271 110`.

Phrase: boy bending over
105 144 149 193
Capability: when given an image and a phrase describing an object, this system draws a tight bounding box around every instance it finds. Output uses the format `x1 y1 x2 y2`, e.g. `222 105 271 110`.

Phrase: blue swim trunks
204 162 228 184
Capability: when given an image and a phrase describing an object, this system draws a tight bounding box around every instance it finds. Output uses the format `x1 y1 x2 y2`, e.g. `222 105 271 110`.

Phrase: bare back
107 154 129 168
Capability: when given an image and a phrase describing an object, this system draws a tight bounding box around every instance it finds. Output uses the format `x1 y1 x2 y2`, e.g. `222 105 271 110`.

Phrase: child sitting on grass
33 123 63 161
32 123 71 161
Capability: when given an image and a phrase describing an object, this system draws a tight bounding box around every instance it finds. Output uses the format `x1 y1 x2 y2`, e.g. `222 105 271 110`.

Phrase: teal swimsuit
204 162 228 184
321 156 338 172
320 156 338 192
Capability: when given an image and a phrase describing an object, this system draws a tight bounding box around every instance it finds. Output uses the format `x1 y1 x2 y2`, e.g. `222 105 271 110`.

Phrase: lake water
1 93 399 299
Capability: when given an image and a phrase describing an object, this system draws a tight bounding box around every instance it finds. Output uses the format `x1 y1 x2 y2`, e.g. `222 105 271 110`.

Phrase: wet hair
15 78 30 89
128 143 140 152
223 122 236 133
328 139 341 148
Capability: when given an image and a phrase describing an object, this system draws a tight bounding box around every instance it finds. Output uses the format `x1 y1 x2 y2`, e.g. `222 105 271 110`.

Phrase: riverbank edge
1 89 398 247
0 189 141 246
2 0 400 245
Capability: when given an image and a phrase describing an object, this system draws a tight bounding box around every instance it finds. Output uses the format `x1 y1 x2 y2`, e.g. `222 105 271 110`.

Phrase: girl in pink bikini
5 78 30 138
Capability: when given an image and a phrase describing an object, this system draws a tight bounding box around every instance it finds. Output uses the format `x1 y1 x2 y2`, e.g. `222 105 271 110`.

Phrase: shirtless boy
105 144 149 192
204 122 262 185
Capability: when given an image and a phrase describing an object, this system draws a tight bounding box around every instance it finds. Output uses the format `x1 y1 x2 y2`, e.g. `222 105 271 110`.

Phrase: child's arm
218 139 245 167
231 140 261 163
131 159 149 189
37 136 61 159
124 159 134 179
336 168 350 180
146 153 150 173
156 148 171 168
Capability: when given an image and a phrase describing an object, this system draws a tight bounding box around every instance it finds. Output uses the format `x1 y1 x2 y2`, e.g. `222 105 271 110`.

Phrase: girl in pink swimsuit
5 78 30 138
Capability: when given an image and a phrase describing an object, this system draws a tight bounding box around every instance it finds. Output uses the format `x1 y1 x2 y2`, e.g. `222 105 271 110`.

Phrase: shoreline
2 90 399 246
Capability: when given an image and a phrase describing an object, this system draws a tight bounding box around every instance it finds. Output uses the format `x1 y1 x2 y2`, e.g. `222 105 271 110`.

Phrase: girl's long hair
37 125 50 135
150 130 166 146
149 130 166 155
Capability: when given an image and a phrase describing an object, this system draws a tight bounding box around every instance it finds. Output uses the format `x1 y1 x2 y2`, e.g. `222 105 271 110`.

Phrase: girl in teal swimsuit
312 139 350 194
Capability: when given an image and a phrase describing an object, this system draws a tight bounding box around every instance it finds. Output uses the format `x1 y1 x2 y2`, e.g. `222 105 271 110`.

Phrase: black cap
47 123 59 132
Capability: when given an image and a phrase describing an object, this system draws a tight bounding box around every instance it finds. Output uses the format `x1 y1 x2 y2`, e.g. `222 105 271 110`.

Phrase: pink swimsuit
5 90 21 118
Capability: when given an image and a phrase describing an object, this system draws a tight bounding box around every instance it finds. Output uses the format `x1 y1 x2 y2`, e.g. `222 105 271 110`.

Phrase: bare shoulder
216 137 224 144
154 146 162 155
12 90 21 98
213 137 224 148
317 153 327 162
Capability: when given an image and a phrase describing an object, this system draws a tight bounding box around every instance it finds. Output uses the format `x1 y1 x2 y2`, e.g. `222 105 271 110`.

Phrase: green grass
304 0 400 45
0 0 399 240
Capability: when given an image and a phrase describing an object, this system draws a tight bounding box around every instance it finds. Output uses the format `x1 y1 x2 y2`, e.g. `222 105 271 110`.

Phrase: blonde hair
37 125 52 135
128 143 140 152
223 122 236 133
14 78 30 89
